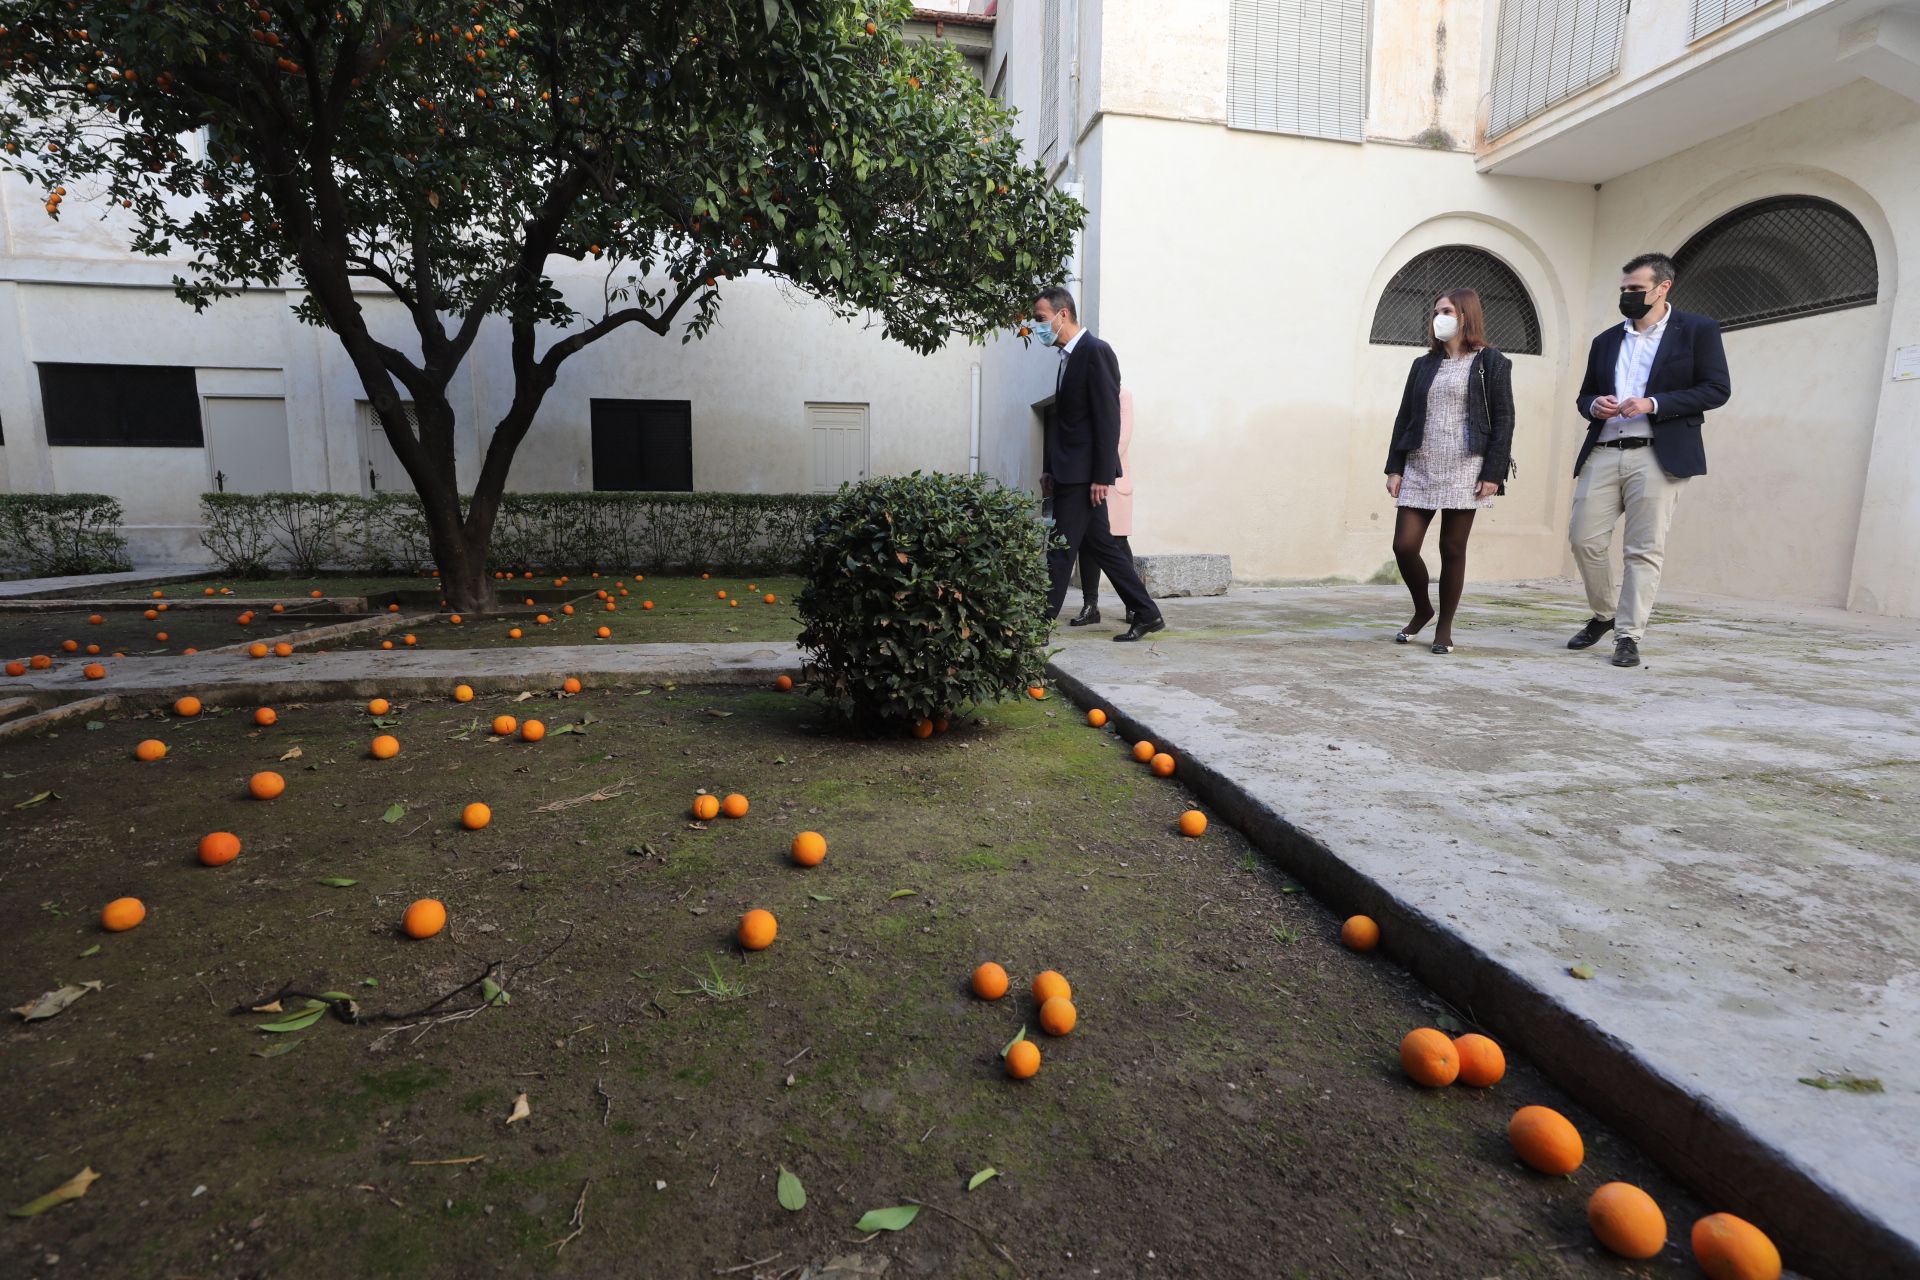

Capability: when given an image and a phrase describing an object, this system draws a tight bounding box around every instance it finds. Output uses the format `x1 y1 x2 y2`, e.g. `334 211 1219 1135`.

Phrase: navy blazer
1574 308 1731 479
1045 332 1124 486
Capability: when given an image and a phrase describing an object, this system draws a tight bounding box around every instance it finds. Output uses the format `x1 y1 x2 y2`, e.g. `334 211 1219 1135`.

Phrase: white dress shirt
1056 328 1083 394
1596 309 1667 442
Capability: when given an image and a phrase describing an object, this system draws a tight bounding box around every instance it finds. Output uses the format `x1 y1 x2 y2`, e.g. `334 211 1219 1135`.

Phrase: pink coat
1108 388 1134 537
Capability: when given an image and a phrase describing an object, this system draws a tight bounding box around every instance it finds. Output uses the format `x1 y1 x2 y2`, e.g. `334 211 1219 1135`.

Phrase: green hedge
0 493 133 576
198 491 835 575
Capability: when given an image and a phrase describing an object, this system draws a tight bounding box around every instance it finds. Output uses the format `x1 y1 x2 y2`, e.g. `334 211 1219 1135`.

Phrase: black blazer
1045 332 1123 486
1385 346 1516 489
1574 308 1731 478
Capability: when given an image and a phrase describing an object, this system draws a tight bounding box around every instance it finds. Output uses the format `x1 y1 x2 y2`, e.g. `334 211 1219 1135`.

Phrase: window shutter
1040 0 1061 164
1690 0 1774 42
1228 0 1371 144
1486 0 1628 140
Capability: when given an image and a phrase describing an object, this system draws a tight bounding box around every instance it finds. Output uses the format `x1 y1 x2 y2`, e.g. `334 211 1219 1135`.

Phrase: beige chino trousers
1568 444 1688 641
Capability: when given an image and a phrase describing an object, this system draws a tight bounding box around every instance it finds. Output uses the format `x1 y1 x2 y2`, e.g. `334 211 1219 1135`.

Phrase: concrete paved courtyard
1051 580 1920 1276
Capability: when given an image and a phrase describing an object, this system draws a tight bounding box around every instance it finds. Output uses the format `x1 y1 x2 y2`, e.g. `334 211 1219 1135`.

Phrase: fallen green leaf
1797 1073 1884 1094
317 877 358 887
853 1205 919 1233
77 944 101 959
84 721 104 731
8 1167 100 1218
548 722 584 735
362 977 380 987
371 716 402 727
777 1165 806 1212
1000 1026 1027 1059
257 1000 327 1033
807 893 834 902
1568 964 1596 980
966 1167 999 1192
888 889 917 900
1434 1013 1466 1033
480 978 512 1007
381 803 405 824
14 790 56 810
253 1038 305 1059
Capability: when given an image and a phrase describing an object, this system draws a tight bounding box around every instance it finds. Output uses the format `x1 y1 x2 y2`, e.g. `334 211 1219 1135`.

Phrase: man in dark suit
1032 287 1163 641
1566 253 1731 667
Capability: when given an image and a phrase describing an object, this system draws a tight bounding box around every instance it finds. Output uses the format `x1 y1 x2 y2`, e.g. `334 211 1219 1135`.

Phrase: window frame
1672 195 1880 333
37 362 205 448
1368 246 1545 357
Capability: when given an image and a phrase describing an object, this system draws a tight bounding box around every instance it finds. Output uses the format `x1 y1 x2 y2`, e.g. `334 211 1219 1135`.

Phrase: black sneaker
1611 636 1641 668
1568 617 1615 650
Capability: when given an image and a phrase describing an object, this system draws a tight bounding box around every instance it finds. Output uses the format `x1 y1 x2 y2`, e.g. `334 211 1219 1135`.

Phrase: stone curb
0 693 125 745
1044 661 1912 1280
201 611 422 656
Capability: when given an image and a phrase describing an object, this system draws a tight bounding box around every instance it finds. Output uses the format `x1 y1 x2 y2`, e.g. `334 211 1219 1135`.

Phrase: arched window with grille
1673 196 1878 332
1369 246 1543 356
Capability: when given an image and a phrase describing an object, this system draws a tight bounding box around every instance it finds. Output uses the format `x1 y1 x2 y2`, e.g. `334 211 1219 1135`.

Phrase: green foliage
198 491 832 575
0 494 132 576
797 472 1052 729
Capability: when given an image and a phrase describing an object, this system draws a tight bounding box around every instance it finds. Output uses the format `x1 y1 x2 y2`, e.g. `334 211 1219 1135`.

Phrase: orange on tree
1087 708 1107 727
492 714 517 736
970 962 1009 1000
692 794 721 821
738 908 777 950
1178 810 1207 837
370 734 401 759
1149 752 1175 777
460 802 491 830
101 897 147 932
1131 740 1155 762
1032 970 1071 1003
1005 1039 1040 1079
1690 1213 1780 1280
1399 1028 1460 1087
248 770 286 800
1509 1105 1584 1175
721 793 749 818
1039 995 1077 1036
402 898 447 939
134 739 167 762
519 719 545 742
1453 1033 1506 1087
1341 915 1381 951
198 831 241 866
791 831 827 866
1587 1182 1666 1260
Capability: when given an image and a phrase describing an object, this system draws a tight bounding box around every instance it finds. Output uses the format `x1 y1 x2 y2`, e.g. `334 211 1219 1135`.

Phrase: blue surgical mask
1030 320 1056 347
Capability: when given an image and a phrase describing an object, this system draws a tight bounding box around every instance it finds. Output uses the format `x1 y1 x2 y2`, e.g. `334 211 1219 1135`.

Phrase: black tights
1393 507 1477 645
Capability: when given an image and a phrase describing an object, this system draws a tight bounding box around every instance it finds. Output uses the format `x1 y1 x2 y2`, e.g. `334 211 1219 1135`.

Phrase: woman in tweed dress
1383 288 1516 653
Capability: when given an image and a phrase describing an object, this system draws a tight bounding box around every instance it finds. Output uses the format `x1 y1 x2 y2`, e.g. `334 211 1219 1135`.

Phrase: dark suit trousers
1048 484 1156 622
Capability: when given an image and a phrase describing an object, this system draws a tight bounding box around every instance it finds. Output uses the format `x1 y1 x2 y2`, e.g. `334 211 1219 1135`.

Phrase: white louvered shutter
1690 0 1774 41
1227 0 1371 143
1040 0 1061 164
1486 0 1629 139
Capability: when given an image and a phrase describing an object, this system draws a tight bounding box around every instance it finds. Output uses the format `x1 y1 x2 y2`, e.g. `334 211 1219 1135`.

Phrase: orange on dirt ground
88 614 103 625
1399 1028 1460 1087
913 719 934 739
382 641 395 650
737 908 777 950
101 897 146 932
509 628 523 639
370 734 401 760
1131 740 1155 762
562 677 582 694
970 962 1009 1000
1509 1105 1584 1176
1032 970 1071 1003
721 793 749 819
1587 1182 1666 1260
174 696 202 717
1005 1039 1041 1079
1178 810 1207 837
460 802 491 831
198 832 241 866
1039 995 1077 1036
1453 1034 1506 1087
367 698 390 715
453 684 474 702
134 739 167 762
790 831 827 866
519 720 545 743
248 771 286 800
491 715 517 736
1149 752 1176 777
1340 915 1381 952
63 639 81 651
692 794 721 821
402 898 447 939
774 675 794 692
1690 1213 1780 1280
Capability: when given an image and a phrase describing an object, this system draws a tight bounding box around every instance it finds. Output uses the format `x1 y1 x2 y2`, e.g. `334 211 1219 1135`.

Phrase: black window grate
1369 246 1543 356
1673 196 1878 332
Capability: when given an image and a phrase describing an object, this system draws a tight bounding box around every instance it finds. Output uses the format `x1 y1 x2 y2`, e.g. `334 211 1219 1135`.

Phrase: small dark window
590 399 692 491
1370 246 1543 356
1673 196 1877 332
39 363 203 447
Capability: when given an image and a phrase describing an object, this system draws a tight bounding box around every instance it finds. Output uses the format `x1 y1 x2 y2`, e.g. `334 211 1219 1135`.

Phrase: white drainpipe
968 361 982 475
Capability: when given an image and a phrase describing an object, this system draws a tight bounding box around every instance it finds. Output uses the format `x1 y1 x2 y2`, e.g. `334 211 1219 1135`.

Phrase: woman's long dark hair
1429 287 1490 356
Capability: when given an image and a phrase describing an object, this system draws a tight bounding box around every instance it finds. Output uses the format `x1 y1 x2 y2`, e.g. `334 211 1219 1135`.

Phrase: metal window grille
1227 0 1371 143
1486 0 1628 140
1673 196 1879 332
1369 246 1544 356
1039 0 1061 165
1691 0 1775 41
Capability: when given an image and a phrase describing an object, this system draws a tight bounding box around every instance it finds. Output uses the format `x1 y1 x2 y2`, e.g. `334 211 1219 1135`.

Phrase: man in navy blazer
1032 287 1163 641
1566 253 1731 667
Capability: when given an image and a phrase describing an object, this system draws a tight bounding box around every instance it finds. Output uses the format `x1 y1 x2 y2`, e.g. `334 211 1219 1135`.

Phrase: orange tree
0 1 1080 610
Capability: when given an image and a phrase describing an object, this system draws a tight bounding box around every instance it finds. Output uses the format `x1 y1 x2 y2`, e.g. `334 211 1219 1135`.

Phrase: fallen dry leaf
407 1155 486 1167
279 747 303 762
506 1093 531 1125
512 691 534 703
250 1000 284 1014
9 1166 100 1218
12 981 103 1022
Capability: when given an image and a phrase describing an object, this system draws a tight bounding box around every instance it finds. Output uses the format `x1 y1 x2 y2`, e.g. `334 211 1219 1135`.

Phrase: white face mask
1432 314 1460 342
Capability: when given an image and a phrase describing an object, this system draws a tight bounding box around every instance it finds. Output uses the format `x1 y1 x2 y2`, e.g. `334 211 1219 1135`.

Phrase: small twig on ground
903 1197 1024 1278
545 1179 591 1253
535 778 634 811
918 1125 934 1144
708 1165 720 1189
781 1045 811 1068
595 1078 613 1128
714 1253 781 1275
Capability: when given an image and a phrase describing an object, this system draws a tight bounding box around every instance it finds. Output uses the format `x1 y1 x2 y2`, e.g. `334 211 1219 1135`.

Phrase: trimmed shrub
797 472 1053 728
0 493 132 576
198 492 276 575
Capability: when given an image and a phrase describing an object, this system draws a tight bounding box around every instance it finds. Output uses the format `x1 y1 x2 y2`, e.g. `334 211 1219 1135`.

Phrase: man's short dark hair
1035 286 1076 320
1622 253 1677 286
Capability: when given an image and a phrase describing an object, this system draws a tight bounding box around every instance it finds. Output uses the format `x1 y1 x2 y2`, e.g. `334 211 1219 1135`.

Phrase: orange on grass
606 601 618 612
402 898 447 939
1340 915 1381 952
134 739 167 762
28 654 52 670
642 600 654 610
701 572 710 580
519 720 546 743
1690 1213 1781 1280
1131 740 1155 763
382 640 395 650
367 697 390 715
1509 1105 1584 1175
1587 1182 1667 1260
562 677 582 694
101 897 147 932
774 675 794 692
247 643 269 659
453 684 473 702
1027 685 1046 700
562 604 575 615
491 715 517 736
203 587 216 596
971 962 1009 1000
728 599 738 609
3 661 25 678
151 590 164 598
596 626 611 638
174 696 202 717
692 794 721 821
536 614 552 625
83 662 106 680
198 831 241 866
509 628 524 639
310 589 324 599
1005 1039 1041 1079
1400 1028 1460 1087
1454 1033 1507 1087
403 634 417 646
272 642 293 657
1149 752 1176 778
763 593 776 604
449 614 463 625
460 802 491 830
721 793 749 819
1178 810 1208 837
249 771 286 800
254 707 277 726
791 831 827 866
370 734 401 759
1087 708 1108 727
913 718 934 739
1032 970 1071 1003
738 908 777 950
272 603 285 613
1039 995 1077 1036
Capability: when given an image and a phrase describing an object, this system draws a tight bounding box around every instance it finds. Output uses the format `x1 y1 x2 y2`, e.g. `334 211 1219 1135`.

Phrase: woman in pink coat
1069 387 1135 626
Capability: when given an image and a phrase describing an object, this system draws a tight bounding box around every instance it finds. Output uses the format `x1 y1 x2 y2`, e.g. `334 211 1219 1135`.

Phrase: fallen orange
721 793 749 818
1032 970 1071 1003
198 831 241 866
738 908 777 950
134 739 167 762
248 771 286 800
461 802 491 830
1400 1028 1460 1087
101 897 147 932
692 794 721 821
1039 995 1077 1036
1006 1039 1041 1079
791 831 827 866
370 734 401 759
402 898 447 939
1340 915 1381 952
971 962 1009 1000
1509 1105 1584 1175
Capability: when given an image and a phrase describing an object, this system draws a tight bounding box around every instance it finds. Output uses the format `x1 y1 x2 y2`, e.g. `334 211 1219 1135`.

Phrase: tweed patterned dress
1396 353 1492 511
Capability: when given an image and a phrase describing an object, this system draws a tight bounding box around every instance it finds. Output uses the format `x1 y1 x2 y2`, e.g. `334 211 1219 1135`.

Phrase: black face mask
1619 289 1654 320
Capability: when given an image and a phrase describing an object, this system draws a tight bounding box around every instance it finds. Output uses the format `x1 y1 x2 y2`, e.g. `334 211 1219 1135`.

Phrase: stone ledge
1136 553 1230 598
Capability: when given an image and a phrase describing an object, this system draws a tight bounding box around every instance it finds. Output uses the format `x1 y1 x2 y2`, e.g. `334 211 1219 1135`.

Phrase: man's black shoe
1567 617 1615 650
1068 603 1101 627
1610 636 1641 668
1114 615 1165 643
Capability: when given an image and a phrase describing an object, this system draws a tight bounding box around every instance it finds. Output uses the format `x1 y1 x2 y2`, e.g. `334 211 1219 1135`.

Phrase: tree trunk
435 525 497 615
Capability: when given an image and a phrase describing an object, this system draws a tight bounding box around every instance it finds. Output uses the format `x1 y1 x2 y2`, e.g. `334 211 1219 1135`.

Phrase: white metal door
204 396 292 493
359 400 418 494
807 402 869 492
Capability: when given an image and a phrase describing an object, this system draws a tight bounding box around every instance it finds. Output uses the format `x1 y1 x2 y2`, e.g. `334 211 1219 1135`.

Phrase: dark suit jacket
1046 332 1123 486
1574 308 1731 478
1385 346 1517 489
